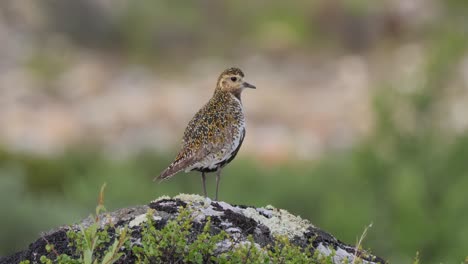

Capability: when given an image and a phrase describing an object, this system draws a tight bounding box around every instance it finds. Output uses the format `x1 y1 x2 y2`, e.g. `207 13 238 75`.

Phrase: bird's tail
154 156 196 183
154 166 182 183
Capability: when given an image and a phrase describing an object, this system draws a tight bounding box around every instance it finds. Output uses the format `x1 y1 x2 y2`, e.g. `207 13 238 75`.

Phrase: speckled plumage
157 67 255 200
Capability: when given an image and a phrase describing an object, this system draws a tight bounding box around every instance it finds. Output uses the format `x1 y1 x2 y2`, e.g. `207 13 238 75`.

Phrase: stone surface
1 194 386 264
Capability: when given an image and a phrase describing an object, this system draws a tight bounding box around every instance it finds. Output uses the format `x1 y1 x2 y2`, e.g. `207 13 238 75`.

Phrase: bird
156 67 256 200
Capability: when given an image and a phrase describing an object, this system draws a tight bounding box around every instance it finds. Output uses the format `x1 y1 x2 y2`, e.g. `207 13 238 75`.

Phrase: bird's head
216 67 256 95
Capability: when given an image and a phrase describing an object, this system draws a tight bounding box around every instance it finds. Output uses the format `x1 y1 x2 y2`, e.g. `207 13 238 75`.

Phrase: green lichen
174 193 209 204
243 206 311 239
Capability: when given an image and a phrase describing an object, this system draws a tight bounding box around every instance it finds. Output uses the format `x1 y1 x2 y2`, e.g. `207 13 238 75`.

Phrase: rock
0 194 386 264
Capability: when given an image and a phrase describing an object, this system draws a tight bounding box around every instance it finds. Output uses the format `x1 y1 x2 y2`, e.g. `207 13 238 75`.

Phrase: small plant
37 184 130 264
132 208 228 263
216 236 265 263
184 217 227 263
352 223 373 264
412 252 420 264
266 236 315 263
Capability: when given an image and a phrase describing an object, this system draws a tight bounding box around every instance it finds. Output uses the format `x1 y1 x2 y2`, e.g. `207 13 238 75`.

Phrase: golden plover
156 67 255 200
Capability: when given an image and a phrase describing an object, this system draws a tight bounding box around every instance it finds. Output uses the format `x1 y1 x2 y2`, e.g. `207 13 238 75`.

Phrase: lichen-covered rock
1 194 386 264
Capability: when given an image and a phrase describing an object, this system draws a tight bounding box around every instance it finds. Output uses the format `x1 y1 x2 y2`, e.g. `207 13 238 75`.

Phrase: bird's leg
215 168 222 201
201 172 207 198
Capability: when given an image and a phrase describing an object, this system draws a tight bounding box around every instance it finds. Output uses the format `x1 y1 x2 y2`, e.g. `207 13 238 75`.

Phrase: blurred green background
1 0 468 263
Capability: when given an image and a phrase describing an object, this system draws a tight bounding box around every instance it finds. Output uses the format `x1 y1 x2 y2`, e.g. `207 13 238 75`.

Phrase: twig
242 244 252 264
41 236 60 257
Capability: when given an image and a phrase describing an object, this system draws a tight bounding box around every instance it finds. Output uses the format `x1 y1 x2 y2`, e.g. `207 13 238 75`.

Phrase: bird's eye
230 77 237 82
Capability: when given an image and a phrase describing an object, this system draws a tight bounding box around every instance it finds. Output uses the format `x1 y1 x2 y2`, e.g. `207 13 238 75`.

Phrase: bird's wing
156 136 212 183
155 104 213 182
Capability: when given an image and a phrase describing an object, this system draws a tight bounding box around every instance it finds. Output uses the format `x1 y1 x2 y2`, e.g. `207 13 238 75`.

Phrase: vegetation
3 125 468 264
17 199 337 264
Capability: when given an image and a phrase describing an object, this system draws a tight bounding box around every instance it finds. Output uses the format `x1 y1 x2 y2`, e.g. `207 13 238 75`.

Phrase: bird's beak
242 82 256 89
